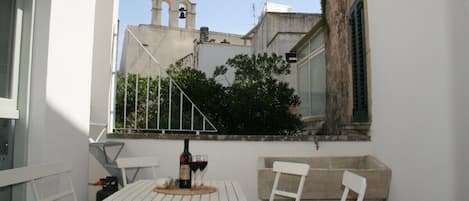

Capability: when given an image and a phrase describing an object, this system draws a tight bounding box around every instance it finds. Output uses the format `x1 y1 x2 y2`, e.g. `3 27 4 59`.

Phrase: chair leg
269 173 281 201
30 180 41 201
121 168 128 186
130 168 140 183
340 187 350 201
295 176 306 201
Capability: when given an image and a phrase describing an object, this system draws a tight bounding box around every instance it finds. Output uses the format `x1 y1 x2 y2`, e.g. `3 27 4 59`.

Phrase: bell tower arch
152 0 196 29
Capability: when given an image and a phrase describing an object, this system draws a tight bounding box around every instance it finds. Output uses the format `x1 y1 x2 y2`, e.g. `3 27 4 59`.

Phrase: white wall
90 0 114 140
197 44 251 85
26 0 96 200
122 26 247 76
88 0 116 199
113 139 372 201
87 1 469 201
449 0 469 200
368 0 460 200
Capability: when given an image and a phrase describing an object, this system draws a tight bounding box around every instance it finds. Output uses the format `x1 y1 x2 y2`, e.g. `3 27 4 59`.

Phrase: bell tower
152 0 196 29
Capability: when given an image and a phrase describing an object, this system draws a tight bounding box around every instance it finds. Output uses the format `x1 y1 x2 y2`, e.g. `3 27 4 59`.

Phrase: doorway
0 0 18 199
0 119 15 201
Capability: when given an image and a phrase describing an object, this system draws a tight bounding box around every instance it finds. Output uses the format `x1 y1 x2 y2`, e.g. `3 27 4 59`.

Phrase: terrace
0 0 468 201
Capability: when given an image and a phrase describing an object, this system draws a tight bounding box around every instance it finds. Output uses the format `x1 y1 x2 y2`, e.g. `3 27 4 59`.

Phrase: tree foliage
115 53 302 134
214 53 301 134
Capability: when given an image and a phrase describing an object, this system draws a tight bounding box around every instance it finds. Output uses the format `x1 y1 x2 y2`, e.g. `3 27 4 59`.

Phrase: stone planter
258 155 391 201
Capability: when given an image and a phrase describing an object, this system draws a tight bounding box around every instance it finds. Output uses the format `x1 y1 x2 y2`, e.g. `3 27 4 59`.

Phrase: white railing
112 28 217 134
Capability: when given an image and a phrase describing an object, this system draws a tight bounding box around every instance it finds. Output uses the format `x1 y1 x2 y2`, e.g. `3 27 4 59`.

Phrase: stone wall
250 12 322 54
246 12 321 91
121 25 249 76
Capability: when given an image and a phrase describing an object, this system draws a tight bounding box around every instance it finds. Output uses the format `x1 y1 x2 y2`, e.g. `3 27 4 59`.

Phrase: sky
118 0 322 35
117 0 322 66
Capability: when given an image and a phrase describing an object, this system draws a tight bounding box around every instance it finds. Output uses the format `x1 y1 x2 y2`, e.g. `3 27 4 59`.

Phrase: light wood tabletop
103 180 248 201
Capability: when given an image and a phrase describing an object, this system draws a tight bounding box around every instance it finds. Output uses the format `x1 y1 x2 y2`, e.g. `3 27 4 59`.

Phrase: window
0 0 20 119
297 30 326 118
349 0 369 122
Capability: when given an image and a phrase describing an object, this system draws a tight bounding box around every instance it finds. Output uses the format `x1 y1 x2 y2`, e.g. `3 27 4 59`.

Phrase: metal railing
112 28 217 134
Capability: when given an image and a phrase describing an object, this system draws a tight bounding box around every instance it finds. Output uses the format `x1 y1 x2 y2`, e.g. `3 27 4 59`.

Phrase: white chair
340 171 367 201
116 156 159 186
269 161 310 201
0 163 77 201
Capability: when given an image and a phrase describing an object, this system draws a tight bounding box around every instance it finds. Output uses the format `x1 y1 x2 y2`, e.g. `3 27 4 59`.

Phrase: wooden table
103 180 248 201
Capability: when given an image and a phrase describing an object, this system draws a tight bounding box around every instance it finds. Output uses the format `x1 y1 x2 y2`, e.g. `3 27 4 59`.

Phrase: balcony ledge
107 133 370 142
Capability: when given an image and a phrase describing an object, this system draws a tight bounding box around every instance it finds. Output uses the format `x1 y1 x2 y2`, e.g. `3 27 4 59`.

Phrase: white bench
0 163 77 201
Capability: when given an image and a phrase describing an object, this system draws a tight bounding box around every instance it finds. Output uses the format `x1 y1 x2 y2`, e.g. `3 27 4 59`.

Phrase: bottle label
179 165 190 180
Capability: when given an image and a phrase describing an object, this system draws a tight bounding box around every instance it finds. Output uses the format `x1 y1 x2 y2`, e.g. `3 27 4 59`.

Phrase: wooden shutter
349 0 369 122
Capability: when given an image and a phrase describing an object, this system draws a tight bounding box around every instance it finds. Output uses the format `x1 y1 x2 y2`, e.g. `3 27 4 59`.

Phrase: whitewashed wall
86 1 469 201
88 0 117 200
110 139 372 201
89 0 114 142
196 43 251 85
448 0 469 200
26 0 96 200
368 0 468 200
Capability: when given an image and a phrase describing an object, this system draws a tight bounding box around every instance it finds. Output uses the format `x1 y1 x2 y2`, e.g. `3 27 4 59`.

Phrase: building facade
243 12 322 90
120 0 250 76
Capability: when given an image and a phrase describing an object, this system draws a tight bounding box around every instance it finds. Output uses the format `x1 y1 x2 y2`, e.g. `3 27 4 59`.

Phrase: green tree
167 65 228 131
214 53 302 134
115 53 302 134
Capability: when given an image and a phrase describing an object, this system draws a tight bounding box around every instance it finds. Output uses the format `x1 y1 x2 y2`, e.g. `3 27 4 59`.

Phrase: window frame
0 0 23 119
296 28 325 119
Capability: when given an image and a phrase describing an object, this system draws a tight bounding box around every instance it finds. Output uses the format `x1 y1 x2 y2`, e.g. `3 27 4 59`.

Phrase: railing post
180 92 183 130
203 117 206 131
168 80 172 129
157 71 161 130
123 72 128 129
121 28 218 133
134 73 139 129
191 104 194 130
146 75 150 129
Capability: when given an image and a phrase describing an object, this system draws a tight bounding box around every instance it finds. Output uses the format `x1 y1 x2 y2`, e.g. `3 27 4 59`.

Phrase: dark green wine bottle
179 139 192 188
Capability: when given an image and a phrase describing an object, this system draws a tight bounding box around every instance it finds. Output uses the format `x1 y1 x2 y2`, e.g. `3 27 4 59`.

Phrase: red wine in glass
198 161 208 171
191 155 202 188
190 162 200 172
199 154 208 186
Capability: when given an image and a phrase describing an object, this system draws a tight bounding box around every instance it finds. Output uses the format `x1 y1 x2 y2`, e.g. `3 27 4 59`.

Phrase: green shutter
350 0 369 122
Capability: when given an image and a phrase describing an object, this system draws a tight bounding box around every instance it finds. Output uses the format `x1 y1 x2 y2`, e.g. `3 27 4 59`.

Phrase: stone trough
258 155 391 201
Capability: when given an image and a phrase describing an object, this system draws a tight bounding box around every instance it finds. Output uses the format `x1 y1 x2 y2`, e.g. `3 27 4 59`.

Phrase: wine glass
199 154 208 187
190 155 201 188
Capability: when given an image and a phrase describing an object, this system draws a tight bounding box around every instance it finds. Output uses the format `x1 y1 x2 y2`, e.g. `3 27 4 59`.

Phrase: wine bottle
179 139 192 188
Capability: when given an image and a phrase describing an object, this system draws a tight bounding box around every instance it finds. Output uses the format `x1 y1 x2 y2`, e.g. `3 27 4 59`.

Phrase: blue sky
119 0 322 35
117 0 321 66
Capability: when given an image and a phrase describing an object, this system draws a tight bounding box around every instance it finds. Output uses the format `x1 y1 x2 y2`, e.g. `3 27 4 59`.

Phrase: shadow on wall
22 104 90 201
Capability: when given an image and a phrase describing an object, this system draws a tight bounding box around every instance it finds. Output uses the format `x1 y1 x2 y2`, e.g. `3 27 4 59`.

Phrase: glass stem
192 171 196 188
200 171 205 186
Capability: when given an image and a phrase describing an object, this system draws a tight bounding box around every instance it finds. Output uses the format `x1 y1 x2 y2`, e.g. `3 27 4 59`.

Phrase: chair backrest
340 171 367 201
269 161 310 201
0 163 77 201
116 156 159 186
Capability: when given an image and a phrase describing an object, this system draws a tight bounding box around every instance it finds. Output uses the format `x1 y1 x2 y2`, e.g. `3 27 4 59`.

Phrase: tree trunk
323 0 355 135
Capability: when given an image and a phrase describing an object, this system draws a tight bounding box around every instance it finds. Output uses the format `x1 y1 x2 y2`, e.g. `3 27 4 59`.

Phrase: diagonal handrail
115 28 217 133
